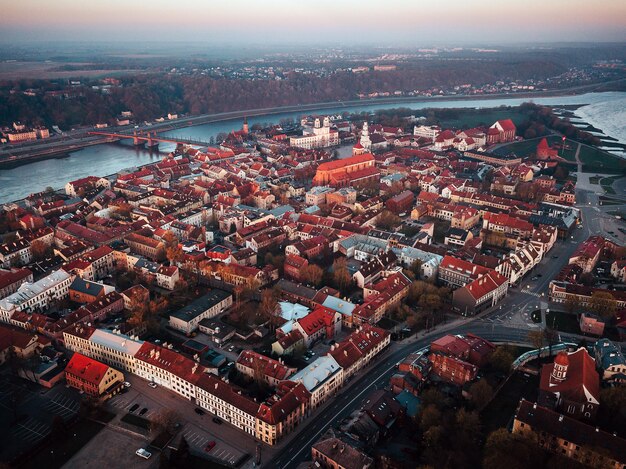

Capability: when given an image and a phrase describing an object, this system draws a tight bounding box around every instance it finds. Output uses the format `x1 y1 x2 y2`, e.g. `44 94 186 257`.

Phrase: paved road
268 169 621 468
269 322 539 469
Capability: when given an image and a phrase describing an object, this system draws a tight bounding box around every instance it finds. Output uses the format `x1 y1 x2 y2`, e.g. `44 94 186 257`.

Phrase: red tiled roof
297 306 336 335
540 348 599 405
65 353 110 386
316 153 374 171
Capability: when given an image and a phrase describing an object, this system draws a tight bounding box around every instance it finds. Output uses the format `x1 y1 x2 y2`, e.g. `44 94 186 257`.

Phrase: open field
600 175 623 194
0 61 145 80
493 135 626 173
437 107 531 129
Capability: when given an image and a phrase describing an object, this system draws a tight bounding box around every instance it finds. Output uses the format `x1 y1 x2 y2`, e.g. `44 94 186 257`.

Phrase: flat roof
170 289 231 323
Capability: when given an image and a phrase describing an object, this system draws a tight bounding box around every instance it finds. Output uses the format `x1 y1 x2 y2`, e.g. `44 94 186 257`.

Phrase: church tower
551 351 569 383
242 117 249 134
360 121 372 151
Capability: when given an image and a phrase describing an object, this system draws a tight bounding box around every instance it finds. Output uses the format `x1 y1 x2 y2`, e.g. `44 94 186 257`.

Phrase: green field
437 107 530 129
493 135 626 173
492 135 576 160
600 175 622 195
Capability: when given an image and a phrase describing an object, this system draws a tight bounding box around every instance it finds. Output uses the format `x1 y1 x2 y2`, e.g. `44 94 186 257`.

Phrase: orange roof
316 153 374 171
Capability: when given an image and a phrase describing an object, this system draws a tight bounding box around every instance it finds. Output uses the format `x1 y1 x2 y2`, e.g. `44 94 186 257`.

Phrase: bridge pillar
147 132 159 151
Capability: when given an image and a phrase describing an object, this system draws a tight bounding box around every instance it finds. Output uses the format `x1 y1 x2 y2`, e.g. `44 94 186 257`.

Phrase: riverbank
1 90 625 203
2 79 624 168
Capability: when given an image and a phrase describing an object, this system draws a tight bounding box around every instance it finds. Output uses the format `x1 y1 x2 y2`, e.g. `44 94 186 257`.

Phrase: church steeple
242 117 249 134
360 121 371 151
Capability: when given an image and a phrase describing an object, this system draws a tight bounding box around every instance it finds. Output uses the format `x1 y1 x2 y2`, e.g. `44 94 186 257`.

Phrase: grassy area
120 413 150 430
19 418 104 469
481 372 539 434
530 310 541 323
600 175 623 195
437 107 530 129
545 310 580 335
579 146 626 173
589 176 601 185
492 135 625 173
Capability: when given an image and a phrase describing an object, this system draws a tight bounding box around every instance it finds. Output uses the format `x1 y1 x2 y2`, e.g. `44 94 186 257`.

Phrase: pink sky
2 0 625 43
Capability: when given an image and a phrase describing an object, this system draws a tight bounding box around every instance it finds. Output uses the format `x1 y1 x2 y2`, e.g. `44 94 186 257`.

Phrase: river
1 91 624 203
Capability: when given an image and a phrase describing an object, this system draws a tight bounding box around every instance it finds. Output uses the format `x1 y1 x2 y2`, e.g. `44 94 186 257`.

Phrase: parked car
123 382 131 388
212 417 222 425
136 448 152 459
195 408 204 415
148 382 158 389
129 404 139 413
139 408 148 416
204 441 216 452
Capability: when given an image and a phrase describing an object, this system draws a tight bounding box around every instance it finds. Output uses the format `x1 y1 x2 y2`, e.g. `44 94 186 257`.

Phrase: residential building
513 399 626 469
235 350 296 386
0 268 33 300
311 437 373 469
0 270 72 321
64 352 124 397
290 355 344 409
593 339 626 383
169 289 233 334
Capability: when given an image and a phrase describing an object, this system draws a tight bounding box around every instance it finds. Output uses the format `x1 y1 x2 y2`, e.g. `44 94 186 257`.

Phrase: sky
1 0 625 45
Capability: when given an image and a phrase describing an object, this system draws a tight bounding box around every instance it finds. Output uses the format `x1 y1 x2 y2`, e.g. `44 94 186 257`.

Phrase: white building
290 117 339 149
0 269 72 321
413 125 440 142
397 246 443 280
289 355 344 409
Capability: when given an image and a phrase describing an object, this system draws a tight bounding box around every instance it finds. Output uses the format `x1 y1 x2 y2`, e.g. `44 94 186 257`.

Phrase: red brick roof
236 350 295 381
256 381 310 425
65 353 110 386
0 268 32 291
135 342 206 385
297 306 336 336
540 348 599 405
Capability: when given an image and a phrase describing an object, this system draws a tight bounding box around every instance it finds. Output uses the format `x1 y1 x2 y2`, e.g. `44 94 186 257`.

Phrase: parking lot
105 375 251 467
182 422 244 466
0 373 82 463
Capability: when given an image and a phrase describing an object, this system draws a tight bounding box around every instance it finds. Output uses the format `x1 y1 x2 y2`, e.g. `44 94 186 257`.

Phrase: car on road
139 408 148 416
531 276 538 281
204 441 216 452
148 382 158 389
195 408 204 415
129 404 139 413
123 381 131 388
136 448 152 459
212 417 222 425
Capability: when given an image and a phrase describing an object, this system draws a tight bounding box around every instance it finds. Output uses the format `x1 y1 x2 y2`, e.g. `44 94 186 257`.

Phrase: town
0 99 625 469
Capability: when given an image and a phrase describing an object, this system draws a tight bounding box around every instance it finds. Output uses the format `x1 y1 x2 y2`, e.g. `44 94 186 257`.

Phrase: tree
456 408 481 437
332 258 352 293
588 291 618 319
162 230 184 265
301 264 324 287
376 210 402 231
564 295 582 314
469 380 494 410
489 346 515 374
483 428 541 469
527 329 545 351
150 408 181 435
30 239 51 261
259 287 280 330
419 405 441 433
